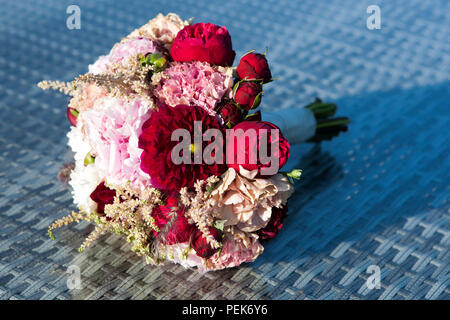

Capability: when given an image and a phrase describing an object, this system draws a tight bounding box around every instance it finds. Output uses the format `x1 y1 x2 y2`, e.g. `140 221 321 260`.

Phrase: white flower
67 126 102 213
69 162 101 214
67 126 92 166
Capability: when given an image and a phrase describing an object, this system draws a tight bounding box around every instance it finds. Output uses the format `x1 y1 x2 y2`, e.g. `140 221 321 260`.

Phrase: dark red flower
67 107 78 126
226 121 290 176
237 53 272 83
90 182 116 214
234 82 262 110
190 226 222 258
170 23 235 66
257 205 288 241
219 103 242 127
152 196 195 245
139 104 227 193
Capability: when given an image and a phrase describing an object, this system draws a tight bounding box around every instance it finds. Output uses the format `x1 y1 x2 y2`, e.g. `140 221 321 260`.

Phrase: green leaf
251 91 263 109
214 220 226 231
241 49 256 58
232 81 241 99
244 111 261 121
48 229 55 240
286 169 302 180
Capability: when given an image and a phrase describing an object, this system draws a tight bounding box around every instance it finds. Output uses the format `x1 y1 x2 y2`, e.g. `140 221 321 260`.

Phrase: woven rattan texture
0 0 449 300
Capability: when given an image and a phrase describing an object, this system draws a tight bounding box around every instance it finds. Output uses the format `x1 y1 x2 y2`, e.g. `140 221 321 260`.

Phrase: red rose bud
67 107 79 126
219 103 242 127
257 205 288 241
171 23 236 66
190 226 222 258
90 182 116 214
237 52 272 83
226 121 290 176
152 197 195 245
234 82 262 110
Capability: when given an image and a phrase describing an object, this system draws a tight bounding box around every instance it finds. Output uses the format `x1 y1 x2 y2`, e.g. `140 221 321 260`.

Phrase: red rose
139 104 227 193
190 226 222 258
226 121 290 176
67 107 78 126
234 82 262 110
170 23 236 66
219 103 242 127
152 197 195 245
90 182 116 214
237 53 272 83
257 205 288 241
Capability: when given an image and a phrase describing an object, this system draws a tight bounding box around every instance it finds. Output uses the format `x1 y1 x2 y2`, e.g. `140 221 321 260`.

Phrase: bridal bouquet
39 13 348 272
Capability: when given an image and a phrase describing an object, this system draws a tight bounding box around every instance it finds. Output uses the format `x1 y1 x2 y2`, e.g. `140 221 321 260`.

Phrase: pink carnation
210 234 263 270
162 232 263 273
153 61 233 117
89 38 162 74
79 96 153 190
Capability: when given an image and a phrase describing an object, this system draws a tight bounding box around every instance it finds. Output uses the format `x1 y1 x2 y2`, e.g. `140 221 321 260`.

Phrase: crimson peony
170 23 235 66
152 196 195 245
190 226 222 258
139 104 227 193
257 205 288 241
90 182 116 214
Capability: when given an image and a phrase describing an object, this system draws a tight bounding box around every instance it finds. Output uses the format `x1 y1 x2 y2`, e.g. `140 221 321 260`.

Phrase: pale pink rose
88 38 162 75
79 96 153 190
70 83 108 112
125 13 191 50
210 167 294 232
153 61 233 118
207 231 264 271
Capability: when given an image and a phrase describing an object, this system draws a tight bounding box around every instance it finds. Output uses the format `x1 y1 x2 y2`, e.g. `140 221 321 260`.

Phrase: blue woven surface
0 0 449 300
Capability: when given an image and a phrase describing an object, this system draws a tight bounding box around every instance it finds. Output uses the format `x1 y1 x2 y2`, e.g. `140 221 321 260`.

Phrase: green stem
316 117 350 129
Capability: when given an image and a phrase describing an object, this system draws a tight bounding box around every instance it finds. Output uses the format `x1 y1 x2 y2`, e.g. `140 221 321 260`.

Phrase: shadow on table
64 82 449 299
254 81 450 269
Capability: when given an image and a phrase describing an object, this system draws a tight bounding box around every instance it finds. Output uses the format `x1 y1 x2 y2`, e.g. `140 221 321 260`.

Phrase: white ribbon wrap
262 107 317 145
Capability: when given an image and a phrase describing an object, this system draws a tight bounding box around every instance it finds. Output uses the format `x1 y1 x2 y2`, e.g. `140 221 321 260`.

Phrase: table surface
0 0 449 300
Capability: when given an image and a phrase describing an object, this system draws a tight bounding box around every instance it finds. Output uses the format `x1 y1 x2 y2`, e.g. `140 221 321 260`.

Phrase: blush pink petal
79 96 153 191
89 38 162 75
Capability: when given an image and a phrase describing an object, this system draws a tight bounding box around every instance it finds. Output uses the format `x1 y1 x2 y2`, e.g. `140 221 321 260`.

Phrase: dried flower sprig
37 80 75 96
48 211 92 240
180 175 222 249
78 224 109 252
101 183 165 260
74 73 130 97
